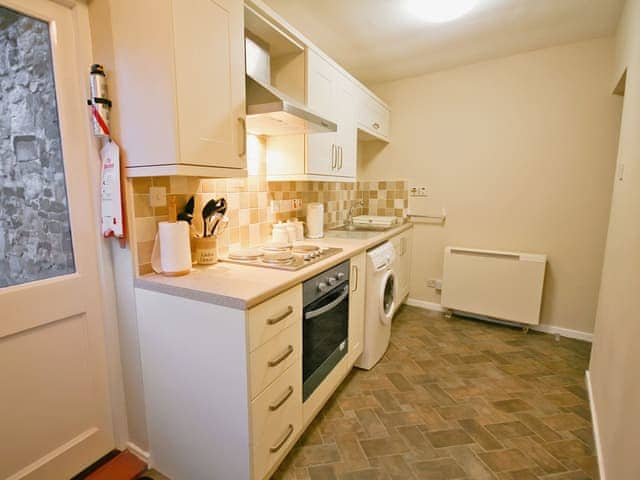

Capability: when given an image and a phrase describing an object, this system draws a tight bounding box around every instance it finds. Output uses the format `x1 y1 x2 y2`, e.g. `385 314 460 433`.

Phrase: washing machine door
379 269 397 325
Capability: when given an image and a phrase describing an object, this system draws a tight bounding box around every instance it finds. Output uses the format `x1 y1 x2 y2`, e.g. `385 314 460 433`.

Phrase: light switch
149 186 167 207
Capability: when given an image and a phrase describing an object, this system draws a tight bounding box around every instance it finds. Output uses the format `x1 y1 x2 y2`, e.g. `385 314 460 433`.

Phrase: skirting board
585 371 606 480
405 298 593 342
125 442 150 464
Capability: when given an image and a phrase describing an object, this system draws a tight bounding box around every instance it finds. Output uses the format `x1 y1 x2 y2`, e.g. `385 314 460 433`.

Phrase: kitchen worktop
135 223 413 310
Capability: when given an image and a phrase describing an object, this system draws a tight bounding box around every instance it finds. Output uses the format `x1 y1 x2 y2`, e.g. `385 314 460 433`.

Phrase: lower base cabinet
136 254 369 480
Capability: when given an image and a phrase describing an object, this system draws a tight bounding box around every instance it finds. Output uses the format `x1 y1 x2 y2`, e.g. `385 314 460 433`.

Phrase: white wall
360 37 622 335
589 0 640 478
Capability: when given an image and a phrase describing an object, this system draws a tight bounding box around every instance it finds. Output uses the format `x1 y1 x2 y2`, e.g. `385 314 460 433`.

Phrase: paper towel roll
151 221 192 276
306 203 324 239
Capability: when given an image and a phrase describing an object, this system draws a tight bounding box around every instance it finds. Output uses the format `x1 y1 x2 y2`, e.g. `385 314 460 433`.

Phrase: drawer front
250 322 301 399
251 362 302 480
248 285 302 352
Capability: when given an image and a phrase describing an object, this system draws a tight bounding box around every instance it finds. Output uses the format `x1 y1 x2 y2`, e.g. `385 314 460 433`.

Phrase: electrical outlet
292 199 302 210
149 186 166 207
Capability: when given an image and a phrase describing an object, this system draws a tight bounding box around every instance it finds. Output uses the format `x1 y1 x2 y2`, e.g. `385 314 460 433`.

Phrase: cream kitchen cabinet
110 0 248 178
391 229 412 301
267 49 357 181
136 285 303 480
348 252 366 362
357 86 391 142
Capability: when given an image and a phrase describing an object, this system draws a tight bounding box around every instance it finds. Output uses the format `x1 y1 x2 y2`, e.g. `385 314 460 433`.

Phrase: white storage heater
441 247 547 326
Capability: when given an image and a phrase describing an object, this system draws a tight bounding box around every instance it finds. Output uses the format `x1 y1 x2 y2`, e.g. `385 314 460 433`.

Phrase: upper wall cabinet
266 49 357 182
110 0 247 177
357 88 390 142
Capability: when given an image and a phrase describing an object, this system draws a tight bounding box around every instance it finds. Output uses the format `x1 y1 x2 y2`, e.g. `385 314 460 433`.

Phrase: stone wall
0 6 75 287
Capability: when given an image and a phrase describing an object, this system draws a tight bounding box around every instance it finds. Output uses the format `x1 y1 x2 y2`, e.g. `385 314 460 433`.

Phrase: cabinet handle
267 306 293 325
268 345 294 367
338 146 343 170
238 117 246 157
372 122 380 130
331 144 336 170
351 265 359 292
270 424 294 453
269 385 294 411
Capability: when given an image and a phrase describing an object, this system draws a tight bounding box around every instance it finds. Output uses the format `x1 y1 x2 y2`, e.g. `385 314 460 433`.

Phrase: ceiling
262 0 625 85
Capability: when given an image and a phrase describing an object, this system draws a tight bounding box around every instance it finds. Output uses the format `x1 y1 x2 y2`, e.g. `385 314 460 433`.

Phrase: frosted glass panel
0 6 75 288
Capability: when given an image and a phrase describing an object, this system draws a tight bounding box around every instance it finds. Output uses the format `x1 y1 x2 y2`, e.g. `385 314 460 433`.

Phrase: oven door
302 283 349 401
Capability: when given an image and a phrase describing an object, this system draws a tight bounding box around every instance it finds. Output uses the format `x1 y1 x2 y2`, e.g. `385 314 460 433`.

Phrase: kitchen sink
331 224 394 232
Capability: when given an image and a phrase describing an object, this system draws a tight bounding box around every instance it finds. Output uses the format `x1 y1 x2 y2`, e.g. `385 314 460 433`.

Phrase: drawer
251 362 302 480
249 322 301 398
248 285 302 352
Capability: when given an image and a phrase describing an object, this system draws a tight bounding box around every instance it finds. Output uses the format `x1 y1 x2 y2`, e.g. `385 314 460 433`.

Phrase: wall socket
427 279 442 290
149 186 167 207
410 185 429 197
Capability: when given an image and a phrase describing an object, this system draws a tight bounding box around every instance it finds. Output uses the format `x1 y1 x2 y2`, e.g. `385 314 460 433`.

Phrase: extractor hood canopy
246 75 337 136
244 8 337 137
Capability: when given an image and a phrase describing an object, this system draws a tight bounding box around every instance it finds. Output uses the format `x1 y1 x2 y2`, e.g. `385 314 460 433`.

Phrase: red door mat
85 451 147 480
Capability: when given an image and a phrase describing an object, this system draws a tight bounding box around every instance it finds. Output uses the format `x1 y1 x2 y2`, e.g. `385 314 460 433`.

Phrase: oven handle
304 286 349 320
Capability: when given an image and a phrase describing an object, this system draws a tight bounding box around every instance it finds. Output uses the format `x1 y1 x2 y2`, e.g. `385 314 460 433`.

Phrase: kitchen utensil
210 198 228 236
202 199 218 237
177 196 195 224
193 236 218 265
215 216 229 237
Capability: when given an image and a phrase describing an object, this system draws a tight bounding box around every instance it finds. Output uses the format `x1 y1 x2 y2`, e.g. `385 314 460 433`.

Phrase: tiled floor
273 306 597 480
145 305 597 480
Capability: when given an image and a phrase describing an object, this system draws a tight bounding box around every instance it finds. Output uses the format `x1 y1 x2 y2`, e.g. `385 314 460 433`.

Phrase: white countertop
135 223 413 310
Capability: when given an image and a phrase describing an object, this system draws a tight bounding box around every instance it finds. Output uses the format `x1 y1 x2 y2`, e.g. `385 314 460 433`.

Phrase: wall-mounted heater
441 247 547 326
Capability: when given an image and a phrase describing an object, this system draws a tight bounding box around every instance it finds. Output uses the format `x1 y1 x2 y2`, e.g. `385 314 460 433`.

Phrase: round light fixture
407 0 478 23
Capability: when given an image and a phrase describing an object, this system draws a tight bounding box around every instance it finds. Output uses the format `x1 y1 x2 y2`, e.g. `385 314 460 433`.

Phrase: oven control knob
317 282 329 292
336 272 345 281
327 276 337 286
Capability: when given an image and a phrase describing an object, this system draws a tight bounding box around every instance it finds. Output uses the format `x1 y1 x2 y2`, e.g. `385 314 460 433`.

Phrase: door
173 0 246 169
306 49 338 176
348 252 365 361
334 75 357 178
0 1 115 478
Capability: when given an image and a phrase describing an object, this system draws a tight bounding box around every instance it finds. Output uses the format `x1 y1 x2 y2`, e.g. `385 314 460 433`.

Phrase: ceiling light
407 0 478 23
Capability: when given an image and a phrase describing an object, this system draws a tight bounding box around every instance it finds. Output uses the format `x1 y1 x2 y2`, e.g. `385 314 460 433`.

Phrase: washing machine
355 241 398 370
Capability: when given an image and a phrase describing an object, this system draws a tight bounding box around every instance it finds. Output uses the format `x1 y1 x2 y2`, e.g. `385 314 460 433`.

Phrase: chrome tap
346 200 365 226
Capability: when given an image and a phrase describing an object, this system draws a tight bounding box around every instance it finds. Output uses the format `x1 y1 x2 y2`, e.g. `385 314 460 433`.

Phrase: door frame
70 0 130 451
42 0 130 451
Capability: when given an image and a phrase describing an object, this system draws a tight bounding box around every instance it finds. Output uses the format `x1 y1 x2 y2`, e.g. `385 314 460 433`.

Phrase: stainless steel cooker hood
245 36 337 136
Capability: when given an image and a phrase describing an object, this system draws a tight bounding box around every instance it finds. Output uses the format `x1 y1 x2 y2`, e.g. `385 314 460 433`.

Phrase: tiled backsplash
131 135 407 274
132 177 408 274
132 178 408 275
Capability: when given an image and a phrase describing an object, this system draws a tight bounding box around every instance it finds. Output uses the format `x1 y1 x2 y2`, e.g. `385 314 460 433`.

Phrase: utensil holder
193 236 218 265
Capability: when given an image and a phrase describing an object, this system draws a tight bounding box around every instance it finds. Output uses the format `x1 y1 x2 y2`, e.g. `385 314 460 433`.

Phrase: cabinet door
357 88 390 140
172 0 246 169
306 50 338 176
393 231 412 301
348 252 366 362
335 75 357 178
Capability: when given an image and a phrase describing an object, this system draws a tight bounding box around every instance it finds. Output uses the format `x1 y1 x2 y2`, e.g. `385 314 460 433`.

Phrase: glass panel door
0 5 75 288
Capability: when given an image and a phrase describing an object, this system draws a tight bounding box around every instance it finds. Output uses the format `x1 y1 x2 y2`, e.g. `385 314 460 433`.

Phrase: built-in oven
302 260 350 401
